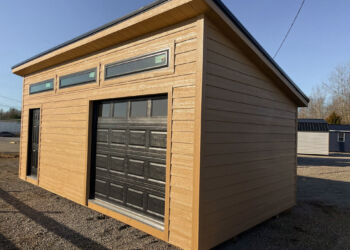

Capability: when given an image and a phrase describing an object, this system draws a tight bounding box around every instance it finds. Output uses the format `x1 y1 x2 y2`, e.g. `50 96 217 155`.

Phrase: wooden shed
12 0 309 249
297 119 329 155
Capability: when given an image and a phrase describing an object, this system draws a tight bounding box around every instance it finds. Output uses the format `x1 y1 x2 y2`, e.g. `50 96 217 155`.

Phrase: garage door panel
109 183 124 203
110 156 125 173
93 95 167 223
127 159 145 178
147 194 165 217
150 131 167 148
149 162 166 183
111 129 127 145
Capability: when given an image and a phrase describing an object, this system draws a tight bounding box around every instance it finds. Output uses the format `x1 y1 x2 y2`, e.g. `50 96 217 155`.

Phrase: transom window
60 68 96 88
29 79 54 94
105 50 168 80
98 95 167 119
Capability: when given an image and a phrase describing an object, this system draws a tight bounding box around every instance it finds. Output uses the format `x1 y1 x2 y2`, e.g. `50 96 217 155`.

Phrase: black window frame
59 68 97 89
29 79 54 95
105 50 169 80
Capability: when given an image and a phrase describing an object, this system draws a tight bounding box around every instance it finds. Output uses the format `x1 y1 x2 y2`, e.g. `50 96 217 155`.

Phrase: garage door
91 95 168 225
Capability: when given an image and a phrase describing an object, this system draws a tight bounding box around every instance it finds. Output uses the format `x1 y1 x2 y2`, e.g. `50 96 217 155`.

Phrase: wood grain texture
19 18 199 249
198 19 298 249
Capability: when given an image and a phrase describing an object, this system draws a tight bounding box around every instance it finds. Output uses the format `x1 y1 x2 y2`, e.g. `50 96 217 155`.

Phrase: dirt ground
0 137 19 154
0 154 350 250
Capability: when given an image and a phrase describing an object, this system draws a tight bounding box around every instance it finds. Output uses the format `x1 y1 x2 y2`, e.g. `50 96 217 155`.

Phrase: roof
298 119 329 132
329 124 350 131
12 0 309 106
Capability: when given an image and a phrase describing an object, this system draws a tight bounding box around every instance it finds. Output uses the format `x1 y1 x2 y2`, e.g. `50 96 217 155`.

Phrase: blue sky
1 0 350 110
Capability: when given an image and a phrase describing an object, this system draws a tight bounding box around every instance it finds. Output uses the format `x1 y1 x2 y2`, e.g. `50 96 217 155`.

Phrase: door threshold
89 198 164 231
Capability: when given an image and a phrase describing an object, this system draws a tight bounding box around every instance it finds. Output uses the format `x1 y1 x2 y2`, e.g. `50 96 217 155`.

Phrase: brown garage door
91 95 167 225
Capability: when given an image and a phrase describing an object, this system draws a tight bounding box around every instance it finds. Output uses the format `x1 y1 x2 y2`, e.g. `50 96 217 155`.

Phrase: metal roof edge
212 0 309 104
12 0 170 70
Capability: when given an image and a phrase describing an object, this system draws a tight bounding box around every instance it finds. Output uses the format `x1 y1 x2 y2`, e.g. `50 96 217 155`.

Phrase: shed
329 124 350 153
12 0 308 249
297 119 329 155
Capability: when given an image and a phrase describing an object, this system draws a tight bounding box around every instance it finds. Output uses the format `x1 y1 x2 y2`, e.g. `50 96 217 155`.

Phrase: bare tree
298 86 327 119
325 63 350 123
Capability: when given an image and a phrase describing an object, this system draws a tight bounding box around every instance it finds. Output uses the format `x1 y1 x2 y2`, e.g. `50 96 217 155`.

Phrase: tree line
0 108 21 120
298 63 350 124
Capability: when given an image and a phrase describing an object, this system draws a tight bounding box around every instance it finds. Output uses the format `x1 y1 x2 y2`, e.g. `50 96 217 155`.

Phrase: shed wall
198 19 298 249
329 131 350 153
297 132 329 155
20 18 201 249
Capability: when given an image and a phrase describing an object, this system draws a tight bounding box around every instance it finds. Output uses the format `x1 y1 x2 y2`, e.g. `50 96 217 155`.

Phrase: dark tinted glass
114 102 128 118
151 98 167 117
105 50 168 79
30 79 54 94
99 103 111 117
130 100 147 117
60 68 96 88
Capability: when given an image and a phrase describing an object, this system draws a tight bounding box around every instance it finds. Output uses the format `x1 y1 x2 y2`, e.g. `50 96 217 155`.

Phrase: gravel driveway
1 154 350 249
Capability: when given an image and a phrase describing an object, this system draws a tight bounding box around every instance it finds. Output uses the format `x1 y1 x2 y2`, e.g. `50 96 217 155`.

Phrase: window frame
59 68 97 89
104 50 169 80
29 79 54 95
338 132 346 142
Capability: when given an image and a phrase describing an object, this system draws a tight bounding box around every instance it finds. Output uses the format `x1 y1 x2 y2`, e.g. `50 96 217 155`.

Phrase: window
151 97 167 117
338 132 345 142
99 103 111 117
105 50 168 80
130 100 147 118
60 68 96 88
29 79 54 94
113 102 128 118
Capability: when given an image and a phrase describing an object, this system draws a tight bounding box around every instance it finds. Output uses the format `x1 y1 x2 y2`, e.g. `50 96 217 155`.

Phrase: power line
273 0 306 59
0 103 21 109
0 94 21 103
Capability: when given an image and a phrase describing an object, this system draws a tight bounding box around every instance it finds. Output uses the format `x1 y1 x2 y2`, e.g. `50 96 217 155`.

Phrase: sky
1 0 350 110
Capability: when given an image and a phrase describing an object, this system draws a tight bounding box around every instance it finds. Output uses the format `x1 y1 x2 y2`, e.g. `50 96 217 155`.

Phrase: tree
324 63 350 123
0 108 21 120
298 86 327 119
325 111 342 124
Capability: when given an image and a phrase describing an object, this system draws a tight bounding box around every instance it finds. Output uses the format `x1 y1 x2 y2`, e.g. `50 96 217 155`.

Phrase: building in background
297 119 329 155
0 120 21 136
329 124 350 153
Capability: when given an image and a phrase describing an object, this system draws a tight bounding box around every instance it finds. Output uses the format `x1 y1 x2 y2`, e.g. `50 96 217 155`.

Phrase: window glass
60 68 96 88
30 79 54 94
113 102 128 118
151 98 167 117
130 100 147 117
338 132 345 142
105 50 168 79
99 103 111 117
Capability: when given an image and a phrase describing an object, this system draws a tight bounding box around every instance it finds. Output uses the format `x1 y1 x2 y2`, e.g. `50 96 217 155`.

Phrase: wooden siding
297 132 329 155
198 19 298 249
20 18 201 250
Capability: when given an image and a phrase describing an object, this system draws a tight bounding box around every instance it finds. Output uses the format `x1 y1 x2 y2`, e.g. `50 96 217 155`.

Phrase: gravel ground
1 154 350 249
0 137 19 154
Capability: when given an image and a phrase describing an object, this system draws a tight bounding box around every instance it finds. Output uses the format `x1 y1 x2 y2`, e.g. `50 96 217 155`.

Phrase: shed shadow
0 188 108 250
298 155 350 167
0 232 19 250
212 176 350 249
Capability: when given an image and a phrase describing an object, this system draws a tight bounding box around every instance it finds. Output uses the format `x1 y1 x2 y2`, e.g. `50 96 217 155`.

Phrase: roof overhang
12 0 309 106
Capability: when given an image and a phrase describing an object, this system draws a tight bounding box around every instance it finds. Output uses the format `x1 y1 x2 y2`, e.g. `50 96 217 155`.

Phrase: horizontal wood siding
297 132 329 155
199 20 298 249
20 18 200 250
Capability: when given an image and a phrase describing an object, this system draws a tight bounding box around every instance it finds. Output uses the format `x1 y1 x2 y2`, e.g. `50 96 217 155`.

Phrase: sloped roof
298 119 329 132
12 0 309 106
329 124 350 131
